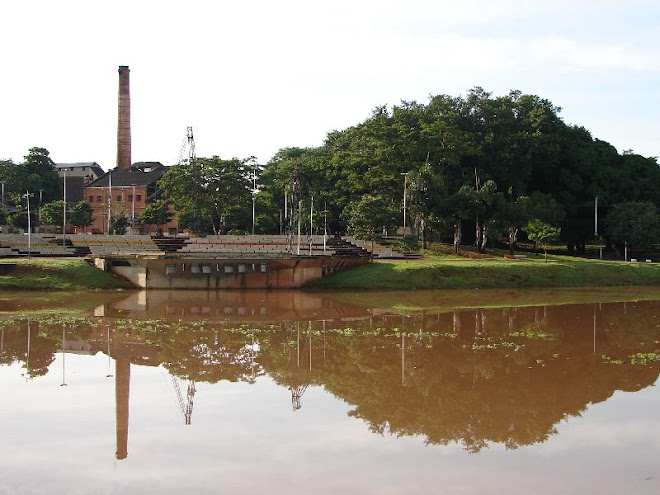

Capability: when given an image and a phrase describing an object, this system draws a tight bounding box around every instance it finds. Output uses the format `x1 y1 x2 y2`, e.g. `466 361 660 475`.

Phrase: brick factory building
83 162 178 234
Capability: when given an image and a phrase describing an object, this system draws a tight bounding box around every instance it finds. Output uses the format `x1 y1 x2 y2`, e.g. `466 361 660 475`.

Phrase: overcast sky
1 0 658 170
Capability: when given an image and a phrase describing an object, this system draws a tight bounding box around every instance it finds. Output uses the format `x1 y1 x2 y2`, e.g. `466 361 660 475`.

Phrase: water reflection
1 290 657 463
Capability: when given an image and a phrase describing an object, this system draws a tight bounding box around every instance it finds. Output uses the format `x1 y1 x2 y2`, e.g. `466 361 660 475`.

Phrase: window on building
116 195 122 202
88 196 93 203
97 195 102 202
136 194 142 201
128 194 133 202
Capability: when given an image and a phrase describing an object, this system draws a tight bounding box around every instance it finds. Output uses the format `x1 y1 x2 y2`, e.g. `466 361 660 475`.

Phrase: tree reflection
1 300 658 452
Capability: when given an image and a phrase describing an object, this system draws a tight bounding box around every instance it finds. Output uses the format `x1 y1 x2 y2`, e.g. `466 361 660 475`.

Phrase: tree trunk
508 227 517 255
453 219 462 254
475 218 481 248
479 224 488 253
420 215 427 249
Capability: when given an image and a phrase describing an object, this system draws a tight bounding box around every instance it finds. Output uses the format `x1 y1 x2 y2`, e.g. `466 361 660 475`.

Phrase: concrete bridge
0 233 410 289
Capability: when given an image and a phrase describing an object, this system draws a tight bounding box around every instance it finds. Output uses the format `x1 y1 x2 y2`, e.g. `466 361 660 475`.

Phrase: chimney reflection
115 356 130 460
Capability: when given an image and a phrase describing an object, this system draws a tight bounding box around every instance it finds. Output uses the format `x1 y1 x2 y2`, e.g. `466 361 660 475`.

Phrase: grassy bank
307 257 660 290
0 258 136 291
3 255 660 293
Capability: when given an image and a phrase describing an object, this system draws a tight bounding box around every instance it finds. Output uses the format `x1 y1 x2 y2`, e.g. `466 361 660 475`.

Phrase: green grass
307 257 660 291
0 258 137 291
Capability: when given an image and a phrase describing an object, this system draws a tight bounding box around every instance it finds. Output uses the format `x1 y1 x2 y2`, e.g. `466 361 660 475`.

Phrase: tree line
2 88 659 256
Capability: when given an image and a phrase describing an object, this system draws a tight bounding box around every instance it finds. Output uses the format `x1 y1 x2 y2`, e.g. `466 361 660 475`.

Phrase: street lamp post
401 172 409 235
131 185 136 224
38 189 43 227
62 169 67 246
251 167 258 235
23 191 34 258
107 170 112 234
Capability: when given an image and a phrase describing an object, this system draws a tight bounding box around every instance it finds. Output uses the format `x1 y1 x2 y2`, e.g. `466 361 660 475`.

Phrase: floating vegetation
464 341 519 351
507 327 557 340
630 352 660 365
602 352 660 365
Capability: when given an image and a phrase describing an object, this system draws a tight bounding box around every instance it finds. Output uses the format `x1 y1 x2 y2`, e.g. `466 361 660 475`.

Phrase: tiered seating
179 235 292 255
177 234 361 257
0 233 391 258
58 234 161 256
0 234 78 257
344 235 407 258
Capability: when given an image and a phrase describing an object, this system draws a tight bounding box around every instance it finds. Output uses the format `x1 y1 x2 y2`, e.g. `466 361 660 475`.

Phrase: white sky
1 0 658 170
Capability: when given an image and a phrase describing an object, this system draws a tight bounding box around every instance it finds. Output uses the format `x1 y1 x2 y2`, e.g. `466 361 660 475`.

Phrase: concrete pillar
117 66 131 169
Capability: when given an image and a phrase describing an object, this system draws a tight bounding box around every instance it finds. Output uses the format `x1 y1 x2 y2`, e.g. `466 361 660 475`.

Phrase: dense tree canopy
603 201 660 254
254 88 660 256
0 147 62 213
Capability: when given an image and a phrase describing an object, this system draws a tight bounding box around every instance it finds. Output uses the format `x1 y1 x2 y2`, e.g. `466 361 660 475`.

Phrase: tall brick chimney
117 66 131 169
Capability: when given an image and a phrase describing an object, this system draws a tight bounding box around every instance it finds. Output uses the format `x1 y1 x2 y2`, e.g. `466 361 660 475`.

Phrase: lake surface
1 289 659 494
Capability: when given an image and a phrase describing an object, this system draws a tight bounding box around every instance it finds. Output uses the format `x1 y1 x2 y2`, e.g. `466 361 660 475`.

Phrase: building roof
56 162 105 176
86 163 169 188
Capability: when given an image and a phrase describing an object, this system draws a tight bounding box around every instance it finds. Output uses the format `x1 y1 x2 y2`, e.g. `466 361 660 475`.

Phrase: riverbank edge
305 258 660 290
3 257 660 291
0 258 137 291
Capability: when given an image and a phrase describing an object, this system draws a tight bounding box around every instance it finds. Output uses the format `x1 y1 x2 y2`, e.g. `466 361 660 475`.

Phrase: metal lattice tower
177 126 196 165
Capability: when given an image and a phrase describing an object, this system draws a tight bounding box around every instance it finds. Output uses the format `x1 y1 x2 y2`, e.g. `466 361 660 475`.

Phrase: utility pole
23 191 34 258
401 172 409 235
62 169 67 246
595 196 602 260
251 166 257 235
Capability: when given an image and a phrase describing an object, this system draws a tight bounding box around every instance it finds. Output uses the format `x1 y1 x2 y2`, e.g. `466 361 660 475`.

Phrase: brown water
0 289 658 494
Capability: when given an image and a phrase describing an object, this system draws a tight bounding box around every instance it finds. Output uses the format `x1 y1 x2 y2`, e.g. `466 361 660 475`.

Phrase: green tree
177 210 214 235
21 148 62 204
160 156 253 235
69 201 94 233
40 200 65 228
109 212 129 235
472 177 499 253
343 194 399 254
407 163 447 249
525 219 560 263
138 199 173 233
9 212 30 230
603 201 660 258
260 147 332 234
494 194 531 254
448 186 476 254
527 192 565 226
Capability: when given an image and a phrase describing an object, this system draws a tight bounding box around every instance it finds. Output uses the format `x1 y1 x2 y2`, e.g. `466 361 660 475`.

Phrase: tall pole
309 196 313 255
107 170 112 234
62 169 67 246
297 200 301 255
131 185 136 224
24 191 33 258
594 196 598 237
251 169 257 235
595 196 602 260
401 172 409 235
38 189 43 226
